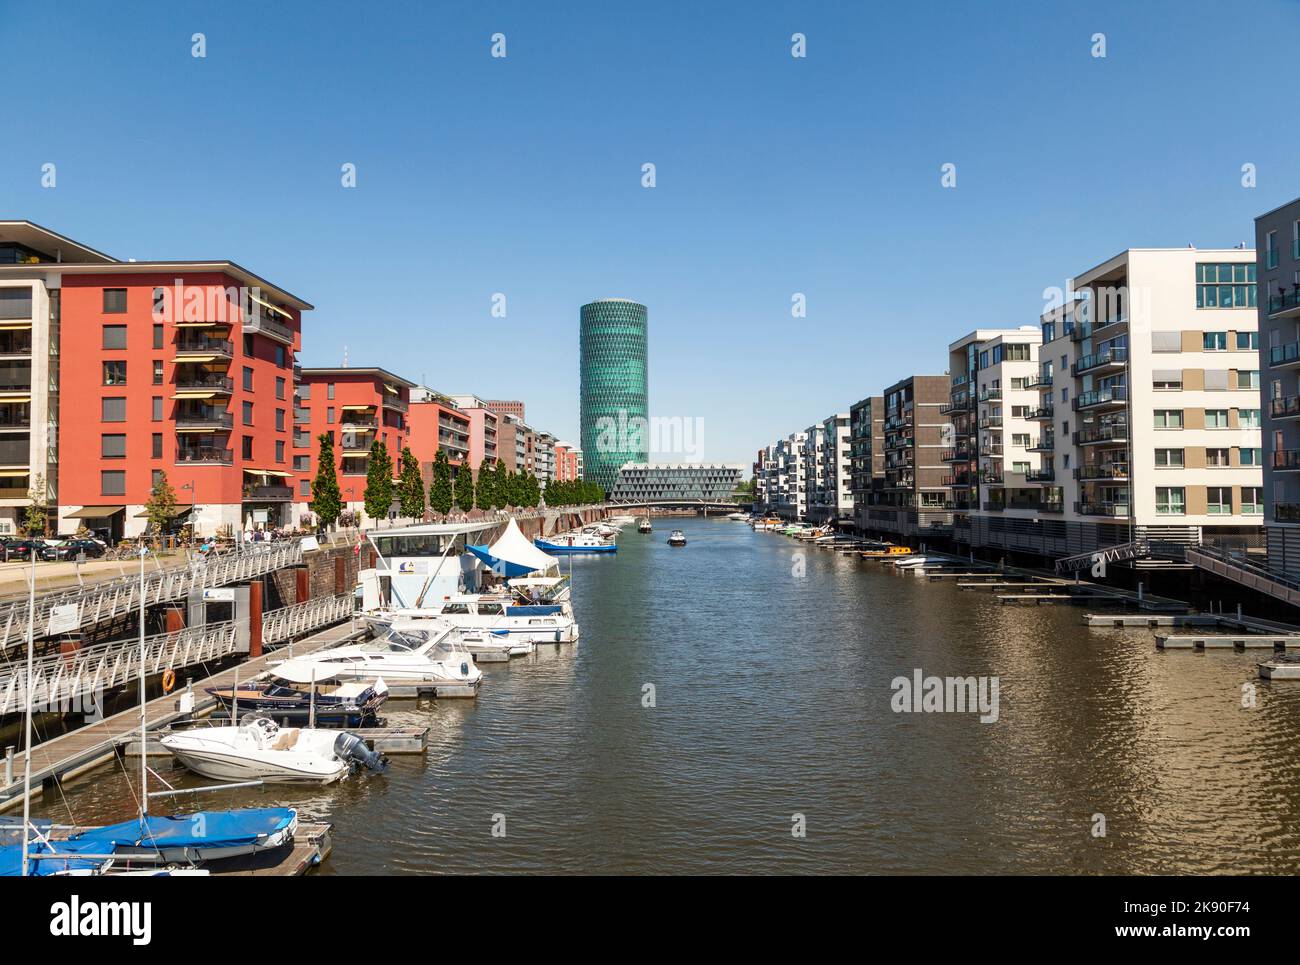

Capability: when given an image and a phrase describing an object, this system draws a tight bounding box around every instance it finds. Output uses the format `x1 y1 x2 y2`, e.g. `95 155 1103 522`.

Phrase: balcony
940 448 973 463
1269 342 1300 369
0 438 29 465
1023 468 1055 483
1024 373 1053 390
341 431 376 453
1072 386 1128 411
175 373 235 393
1073 423 1128 445
1075 501 1131 517
978 416 1003 429
1273 449 1300 471
176 445 233 465
0 334 32 358
980 443 1004 457
1037 501 1065 514
242 484 293 501
1269 288 1300 317
939 397 970 415
383 395 409 413
174 334 234 359
342 414 378 429
1029 405 1055 421
941 473 973 487
1074 463 1130 481
1271 396 1300 420
1072 346 1128 376
1276 502 1300 521
981 501 1004 512
293 431 312 448
174 408 234 430
1027 436 1054 452
978 388 1002 403
243 313 295 345
979 469 1004 484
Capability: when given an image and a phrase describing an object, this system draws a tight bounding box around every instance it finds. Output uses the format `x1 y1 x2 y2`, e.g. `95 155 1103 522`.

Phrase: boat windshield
376 629 430 652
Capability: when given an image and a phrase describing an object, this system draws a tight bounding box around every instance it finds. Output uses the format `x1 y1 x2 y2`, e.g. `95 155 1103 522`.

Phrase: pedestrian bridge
607 499 750 513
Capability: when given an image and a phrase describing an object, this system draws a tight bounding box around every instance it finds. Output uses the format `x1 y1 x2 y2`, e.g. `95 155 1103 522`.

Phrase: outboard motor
334 731 388 773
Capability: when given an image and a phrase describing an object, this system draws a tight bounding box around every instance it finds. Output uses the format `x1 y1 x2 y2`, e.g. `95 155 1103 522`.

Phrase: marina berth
284 626 484 697
206 662 388 729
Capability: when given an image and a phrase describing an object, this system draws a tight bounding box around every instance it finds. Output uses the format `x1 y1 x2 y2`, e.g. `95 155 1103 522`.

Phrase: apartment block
946 327 1045 520
848 396 885 531
800 422 826 521
484 399 525 421
446 394 500 473
808 412 851 524
553 441 580 482
1257 199 1300 576
295 368 413 520
773 432 807 519
868 375 951 538
408 387 471 478
534 431 556 487
962 248 1261 558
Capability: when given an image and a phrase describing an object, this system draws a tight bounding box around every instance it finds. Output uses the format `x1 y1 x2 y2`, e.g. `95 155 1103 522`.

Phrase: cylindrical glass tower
580 299 649 493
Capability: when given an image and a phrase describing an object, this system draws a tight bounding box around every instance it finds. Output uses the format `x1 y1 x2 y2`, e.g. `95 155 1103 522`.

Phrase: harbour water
34 517 1300 873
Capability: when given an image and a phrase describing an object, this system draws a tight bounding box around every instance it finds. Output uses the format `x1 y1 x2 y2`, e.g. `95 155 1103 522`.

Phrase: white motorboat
535 531 617 553
368 593 578 645
726 512 748 521
637 518 653 533
891 556 943 569
667 530 687 547
292 626 484 693
161 716 386 785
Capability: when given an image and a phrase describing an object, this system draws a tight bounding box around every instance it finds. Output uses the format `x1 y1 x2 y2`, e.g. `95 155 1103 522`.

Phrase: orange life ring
162 669 176 694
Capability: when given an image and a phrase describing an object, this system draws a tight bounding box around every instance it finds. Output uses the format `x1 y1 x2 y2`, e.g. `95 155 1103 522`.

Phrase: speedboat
206 661 388 728
891 556 942 569
368 593 578 645
667 530 687 546
291 626 484 694
536 532 617 554
161 716 387 785
726 512 748 521
638 518 653 533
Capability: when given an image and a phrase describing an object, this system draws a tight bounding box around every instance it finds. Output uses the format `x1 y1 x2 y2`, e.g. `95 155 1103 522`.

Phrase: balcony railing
1027 436 1054 452
1269 289 1300 315
1074 463 1129 481
176 445 233 464
175 374 235 392
1276 501 1300 521
1029 405 1055 420
1024 373 1053 390
978 416 1003 429
242 484 293 501
1273 449 1300 470
1075 501 1131 517
1072 346 1128 376
1269 342 1300 368
980 470 1004 484
1270 396 1300 420
978 388 1002 402
1072 385 1128 410
1023 468 1055 482
0 337 33 358
383 396 409 412
175 335 234 356
174 410 234 430
243 313 295 344
1073 424 1128 445
940 448 972 463
342 415 378 428
941 473 973 487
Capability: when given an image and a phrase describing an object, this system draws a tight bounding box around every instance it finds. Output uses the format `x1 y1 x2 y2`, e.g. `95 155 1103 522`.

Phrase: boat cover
468 519 559 577
506 605 564 616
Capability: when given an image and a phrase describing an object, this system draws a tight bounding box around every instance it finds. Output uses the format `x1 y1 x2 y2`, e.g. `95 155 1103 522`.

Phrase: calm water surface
37 518 1300 873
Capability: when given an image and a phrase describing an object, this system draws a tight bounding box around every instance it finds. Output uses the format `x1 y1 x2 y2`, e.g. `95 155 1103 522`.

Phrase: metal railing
263 593 353 648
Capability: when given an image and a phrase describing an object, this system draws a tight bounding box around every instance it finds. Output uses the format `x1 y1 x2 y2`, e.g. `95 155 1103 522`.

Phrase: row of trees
308 435 601 528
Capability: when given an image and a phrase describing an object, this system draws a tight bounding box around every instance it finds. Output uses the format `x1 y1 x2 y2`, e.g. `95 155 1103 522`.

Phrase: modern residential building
408 386 471 483
848 396 885 531
959 248 1262 560
553 441 581 482
0 221 313 540
817 412 852 524
772 432 807 520
579 298 649 492
295 367 413 522
446 394 500 473
483 399 525 422
946 327 1044 521
534 431 556 487
610 463 745 503
868 375 951 538
756 444 777 511
1258 200 1300 577
800 422 826 521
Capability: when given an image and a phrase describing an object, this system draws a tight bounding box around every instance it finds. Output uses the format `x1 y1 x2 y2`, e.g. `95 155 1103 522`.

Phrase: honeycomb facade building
580 298 649 492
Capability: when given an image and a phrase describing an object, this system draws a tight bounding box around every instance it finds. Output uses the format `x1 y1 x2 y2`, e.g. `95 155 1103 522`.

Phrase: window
299 479 311 497
1154 409 1183 429
1207 486 1231 515
327 406 335 424
298 384 311 401
1153 370 1181 390
102 325 127 350
101 397 126 422
1240 447 1263 466
1237 332 1258 350
1266 232 1279 270
153 324 164 349
242 401 254 426
1206 409 1229 428
327 383 336 400
101 434 126 458
1010 378 1025 390
153 360 163 385
1010 405 1028 418
1196 262 1257 308
1203 332 1227 351
1003 344 1031 361
152 397 163 421
242 367 253 391
0 287 33 320
275 440 285 463
100 470 126 496
1151 331 1181 352
275 346 287 368
242 436 253 459
152 433 163 459
243 334 254 356
102 361 127 385
1240 408 1262 428
1204 369 1229 391
293 455 310 471
276 377 285 400
1154 448 1184 467
1242 487 1263 515
1012 433 1030 447
1155 487 1185 515
152 469 166 488
1206 448 1230 467
275 408 285 431
1238 370 1260 390
1012 461 1030 474
102 289 127 313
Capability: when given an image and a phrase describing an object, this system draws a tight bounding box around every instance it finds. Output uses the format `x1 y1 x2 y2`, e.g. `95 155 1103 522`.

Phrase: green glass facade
580 299 649 493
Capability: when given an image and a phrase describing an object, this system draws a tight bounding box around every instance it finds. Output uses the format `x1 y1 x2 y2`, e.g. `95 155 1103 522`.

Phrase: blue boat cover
467 544 535 578
506 605 563 616
0 807 294 876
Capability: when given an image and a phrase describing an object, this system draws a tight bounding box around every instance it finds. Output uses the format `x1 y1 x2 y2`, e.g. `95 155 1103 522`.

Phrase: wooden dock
0 620 367 812
1156 635 1300 650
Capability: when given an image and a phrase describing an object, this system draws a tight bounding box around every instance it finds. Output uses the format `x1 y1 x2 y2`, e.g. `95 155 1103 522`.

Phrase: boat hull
162 746 348 785
535 539 617 554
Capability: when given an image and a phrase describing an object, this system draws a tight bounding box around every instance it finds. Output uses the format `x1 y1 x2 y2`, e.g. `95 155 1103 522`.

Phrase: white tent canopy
486 519 560 575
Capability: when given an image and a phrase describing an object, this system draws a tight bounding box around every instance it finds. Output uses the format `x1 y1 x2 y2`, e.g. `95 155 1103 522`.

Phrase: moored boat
206 662 388 728
667 530 687 546
161 716 386 785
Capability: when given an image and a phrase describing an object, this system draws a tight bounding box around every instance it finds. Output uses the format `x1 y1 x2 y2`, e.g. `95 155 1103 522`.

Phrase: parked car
40 539 106 562
2 539 42 562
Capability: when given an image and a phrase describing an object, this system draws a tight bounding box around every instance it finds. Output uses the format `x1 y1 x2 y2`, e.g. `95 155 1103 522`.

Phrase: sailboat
1 545 303 876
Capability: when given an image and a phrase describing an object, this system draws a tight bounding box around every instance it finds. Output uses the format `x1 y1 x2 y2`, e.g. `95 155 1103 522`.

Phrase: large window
1239 408 1262 428
1206 409 1229 428
1206 448 1230 467
1154 409 1183 429
102 361 127 386
1241 447 1263 466
1196 263 1256 308
1207 486 1231 515
1156 487 1185 515
1203 332 1227 351
101 434 126 458
102 289 127 313
100 470 126 496
102 325 127 350
0 288 33 320
1242 487 1263 515
1154 448 1184 467
1237 332 1259 350
1238 370 1260 390
101 397 126 422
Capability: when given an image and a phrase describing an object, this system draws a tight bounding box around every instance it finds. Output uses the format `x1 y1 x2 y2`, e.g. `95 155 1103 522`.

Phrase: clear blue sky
3 0 1297 465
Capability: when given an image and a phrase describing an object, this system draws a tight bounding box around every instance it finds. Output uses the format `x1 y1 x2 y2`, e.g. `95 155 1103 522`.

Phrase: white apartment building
801 423 826 521
810 412 852 524
774 431 807 520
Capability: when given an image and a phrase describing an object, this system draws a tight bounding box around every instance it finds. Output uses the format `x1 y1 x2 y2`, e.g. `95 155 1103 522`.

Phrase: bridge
607 499 751 513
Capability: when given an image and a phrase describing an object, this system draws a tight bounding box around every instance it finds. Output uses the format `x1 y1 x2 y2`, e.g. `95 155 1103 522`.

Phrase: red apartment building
293 367 414 521
554 442 580 482
408 389 471 487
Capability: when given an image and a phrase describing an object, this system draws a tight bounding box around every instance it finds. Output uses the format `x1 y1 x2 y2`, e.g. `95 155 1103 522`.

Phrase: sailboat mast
19 545 36 876
139 544 147 817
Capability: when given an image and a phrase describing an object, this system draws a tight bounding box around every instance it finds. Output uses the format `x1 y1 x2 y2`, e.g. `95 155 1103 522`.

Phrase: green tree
24 472 49 537
398 446 425 520
454 466 474 511
429 448 453 516
143 471 178 542
363 439 394 525
493 459 508 509
474 457 494 510
309 432 342 528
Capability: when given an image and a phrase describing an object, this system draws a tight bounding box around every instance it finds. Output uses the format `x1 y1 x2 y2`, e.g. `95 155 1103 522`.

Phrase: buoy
161 668 176 693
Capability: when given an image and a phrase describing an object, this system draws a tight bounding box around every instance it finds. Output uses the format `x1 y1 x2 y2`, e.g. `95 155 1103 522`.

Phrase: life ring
162 669 176 694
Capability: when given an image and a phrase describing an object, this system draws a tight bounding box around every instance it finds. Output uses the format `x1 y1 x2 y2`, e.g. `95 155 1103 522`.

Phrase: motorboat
290 626 484 694
726 512 748 521
667 530 687 547
860 544 914 559
638 518 653 533
368 593 578 645
206 661 388 728
536 531 617 554
504 575 574 616
891 556 943 569
752 517 783 531
161 716 387 785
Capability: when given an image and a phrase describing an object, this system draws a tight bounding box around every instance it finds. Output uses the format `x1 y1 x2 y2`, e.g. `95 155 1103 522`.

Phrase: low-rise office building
611 463 745 503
